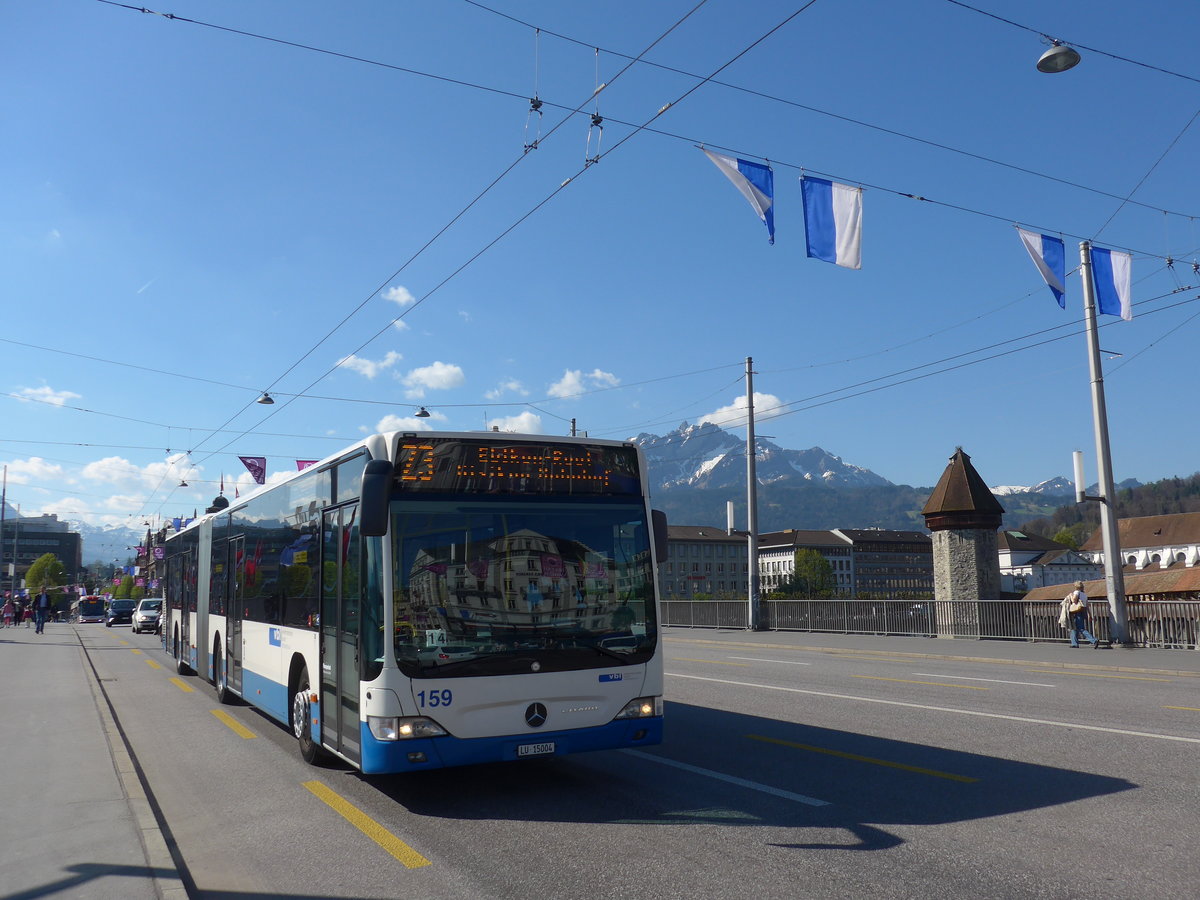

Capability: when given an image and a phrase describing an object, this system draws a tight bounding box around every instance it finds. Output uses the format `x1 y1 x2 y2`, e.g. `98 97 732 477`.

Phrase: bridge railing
660 598 1200 649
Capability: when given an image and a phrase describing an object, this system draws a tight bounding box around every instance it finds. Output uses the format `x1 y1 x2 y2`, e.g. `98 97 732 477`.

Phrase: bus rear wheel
292 667 326 765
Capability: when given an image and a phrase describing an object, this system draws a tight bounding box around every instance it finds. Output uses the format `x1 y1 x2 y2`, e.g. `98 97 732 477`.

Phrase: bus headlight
613 696 662 720
368 716 448 741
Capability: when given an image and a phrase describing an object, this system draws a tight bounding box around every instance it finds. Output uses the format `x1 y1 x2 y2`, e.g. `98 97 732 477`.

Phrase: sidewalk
662 625 1200 677
0 622 184 900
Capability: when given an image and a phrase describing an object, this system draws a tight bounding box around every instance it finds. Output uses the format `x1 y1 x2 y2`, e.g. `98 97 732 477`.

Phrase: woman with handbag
1062 581 1099 648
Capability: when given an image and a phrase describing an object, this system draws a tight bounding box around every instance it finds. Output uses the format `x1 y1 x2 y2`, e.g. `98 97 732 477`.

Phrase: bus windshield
391 498 657 677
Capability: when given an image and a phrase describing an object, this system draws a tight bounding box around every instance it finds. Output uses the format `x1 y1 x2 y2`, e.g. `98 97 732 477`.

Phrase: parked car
105 598 138 628
132 598 164 634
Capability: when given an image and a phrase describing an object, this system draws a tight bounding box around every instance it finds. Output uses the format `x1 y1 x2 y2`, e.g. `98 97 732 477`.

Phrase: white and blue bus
162 431 665 774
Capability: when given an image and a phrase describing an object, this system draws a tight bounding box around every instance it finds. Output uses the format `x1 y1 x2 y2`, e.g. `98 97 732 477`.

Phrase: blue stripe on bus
240 668 290 725
358 717 664 775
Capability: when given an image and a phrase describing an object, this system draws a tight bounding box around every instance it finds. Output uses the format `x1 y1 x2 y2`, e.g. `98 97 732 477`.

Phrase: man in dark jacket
32 587 52 634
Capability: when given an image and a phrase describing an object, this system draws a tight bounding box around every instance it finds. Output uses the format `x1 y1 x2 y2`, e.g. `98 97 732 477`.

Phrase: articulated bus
162 431 665 774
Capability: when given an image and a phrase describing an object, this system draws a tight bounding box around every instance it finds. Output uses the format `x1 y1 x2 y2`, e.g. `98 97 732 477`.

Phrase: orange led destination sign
395 439 640 496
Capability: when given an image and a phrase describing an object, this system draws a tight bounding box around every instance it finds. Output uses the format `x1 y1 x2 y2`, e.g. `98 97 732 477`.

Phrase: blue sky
4 0 1199 527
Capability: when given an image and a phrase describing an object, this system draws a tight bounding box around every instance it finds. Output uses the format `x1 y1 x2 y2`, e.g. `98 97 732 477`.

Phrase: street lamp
1037 40 1081 74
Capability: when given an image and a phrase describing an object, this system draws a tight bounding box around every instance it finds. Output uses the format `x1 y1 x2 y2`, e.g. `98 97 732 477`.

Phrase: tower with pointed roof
922 448 1005 636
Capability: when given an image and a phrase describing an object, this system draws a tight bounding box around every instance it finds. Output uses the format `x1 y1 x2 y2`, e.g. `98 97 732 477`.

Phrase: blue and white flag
1016 227 1066 308
801 176 862 269
701 148 774 244
1090 246 1132 320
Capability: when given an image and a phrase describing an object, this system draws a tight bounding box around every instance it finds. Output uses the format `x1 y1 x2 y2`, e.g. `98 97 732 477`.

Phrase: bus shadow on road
364 700 1136 851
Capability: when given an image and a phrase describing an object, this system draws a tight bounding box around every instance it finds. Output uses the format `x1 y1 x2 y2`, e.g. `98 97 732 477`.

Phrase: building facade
661 525 749 599
832 528 934 597
998 530 1102 594
0 514 83 593
758 529 854 595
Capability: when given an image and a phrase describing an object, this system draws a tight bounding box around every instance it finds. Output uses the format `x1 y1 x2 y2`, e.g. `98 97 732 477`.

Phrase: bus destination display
395 439 640 495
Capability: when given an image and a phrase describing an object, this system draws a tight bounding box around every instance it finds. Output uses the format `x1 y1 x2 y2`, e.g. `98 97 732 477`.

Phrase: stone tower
922 448 1004 636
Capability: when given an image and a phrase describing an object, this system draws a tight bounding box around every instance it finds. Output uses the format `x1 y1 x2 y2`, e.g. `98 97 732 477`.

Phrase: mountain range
630 422 1141 533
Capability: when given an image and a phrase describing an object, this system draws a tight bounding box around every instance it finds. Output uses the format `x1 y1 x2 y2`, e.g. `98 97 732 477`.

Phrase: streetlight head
178 479 189 488
257 392 275 405
1037 41 1081 73
415 406 431 418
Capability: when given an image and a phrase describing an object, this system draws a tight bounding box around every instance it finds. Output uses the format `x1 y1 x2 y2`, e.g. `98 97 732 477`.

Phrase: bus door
228 536 245 694
321 505 362 764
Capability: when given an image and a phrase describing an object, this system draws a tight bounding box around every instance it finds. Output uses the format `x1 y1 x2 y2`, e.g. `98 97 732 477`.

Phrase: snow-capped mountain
991 475 1143 498
631 421 892 492
68 520 150 566
991 476 1077 498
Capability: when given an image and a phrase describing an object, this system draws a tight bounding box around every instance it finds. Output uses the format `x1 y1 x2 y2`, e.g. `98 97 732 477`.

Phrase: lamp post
1078 241 1129 644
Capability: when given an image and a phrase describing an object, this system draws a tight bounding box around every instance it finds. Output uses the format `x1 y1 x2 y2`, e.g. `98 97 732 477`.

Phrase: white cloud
458 310 472 323
374 411 445 433
81 452 197 492
547 368 619 399
382 285 416 306
401 361 465 399
393 320 410 332
1 457 64 484
15 385 81 406
487 411 542 434
697 392 790 429
484 379 528 400
336 350 403 379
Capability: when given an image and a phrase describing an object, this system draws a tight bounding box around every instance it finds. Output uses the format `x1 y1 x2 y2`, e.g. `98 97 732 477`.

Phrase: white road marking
668 673 1200 745
622 749 830 807
728 656 812 665
912 672 1055 687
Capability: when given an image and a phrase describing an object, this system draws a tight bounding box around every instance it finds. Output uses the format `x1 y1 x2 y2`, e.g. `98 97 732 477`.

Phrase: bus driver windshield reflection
391 505 656 676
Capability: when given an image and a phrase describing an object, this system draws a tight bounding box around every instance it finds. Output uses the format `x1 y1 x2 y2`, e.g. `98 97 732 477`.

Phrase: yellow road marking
303 781 431 868
211 708 256 739
119 640 129 646
851 675 988 690
130 648 142 655
1024 670 1172 682
1163 706 1200 711
145 659 163 670
748 734 978 783
169 677 194 693
670 657 750 667
822 654 922 663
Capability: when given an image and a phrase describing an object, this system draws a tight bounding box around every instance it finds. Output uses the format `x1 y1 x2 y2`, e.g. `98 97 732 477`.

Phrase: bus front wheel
292 667 326 765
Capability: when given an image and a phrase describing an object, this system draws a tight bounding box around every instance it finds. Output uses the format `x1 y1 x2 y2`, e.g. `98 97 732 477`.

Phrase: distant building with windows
758 529 854 594
0 514 83 592
661 525 749 599
997 530 1101 594
832 528 933 597
1080 512 1200 573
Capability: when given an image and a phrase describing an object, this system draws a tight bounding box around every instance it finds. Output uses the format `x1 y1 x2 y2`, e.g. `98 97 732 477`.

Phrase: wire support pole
745 356 762 630
1079 241 1129 643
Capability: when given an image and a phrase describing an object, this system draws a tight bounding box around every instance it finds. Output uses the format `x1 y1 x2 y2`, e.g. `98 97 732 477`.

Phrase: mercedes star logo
525 702 548 728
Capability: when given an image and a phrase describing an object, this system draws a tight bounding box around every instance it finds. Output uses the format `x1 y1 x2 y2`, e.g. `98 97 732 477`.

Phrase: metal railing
660 598 1200 649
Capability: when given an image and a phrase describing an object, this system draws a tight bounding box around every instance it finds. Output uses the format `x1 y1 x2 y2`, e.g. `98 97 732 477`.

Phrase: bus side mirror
652 509 668 566
360 459 394 537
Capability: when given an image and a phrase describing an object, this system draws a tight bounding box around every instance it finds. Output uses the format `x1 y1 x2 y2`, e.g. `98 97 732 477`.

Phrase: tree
777 549 836 597
25 553 66 590
114 575 135 599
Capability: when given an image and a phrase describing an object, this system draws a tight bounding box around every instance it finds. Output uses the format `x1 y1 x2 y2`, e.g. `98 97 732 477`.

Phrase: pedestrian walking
32 587 52 634
1 596 13 627
23 603 33 628
1059 581 1099 649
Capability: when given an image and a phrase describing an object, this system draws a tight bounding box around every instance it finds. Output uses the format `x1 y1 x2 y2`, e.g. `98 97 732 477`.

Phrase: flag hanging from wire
296 460 318 471
801 176 862 269
239 456 267 485
1016 227 1066 308
1090 246 1132 320
701 148 774 244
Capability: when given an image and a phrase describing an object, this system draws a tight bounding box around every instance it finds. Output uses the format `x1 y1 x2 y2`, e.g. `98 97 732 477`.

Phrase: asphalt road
82 625 1200 900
